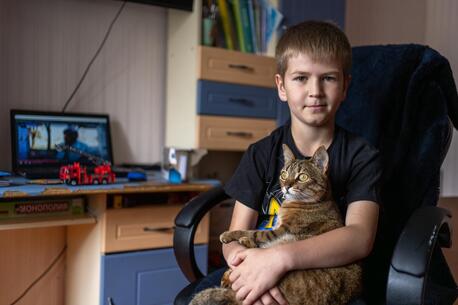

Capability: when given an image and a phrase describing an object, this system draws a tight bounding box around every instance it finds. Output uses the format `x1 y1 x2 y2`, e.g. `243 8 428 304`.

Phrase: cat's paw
220 231 234 244
239 236 257 248
220 269 232 288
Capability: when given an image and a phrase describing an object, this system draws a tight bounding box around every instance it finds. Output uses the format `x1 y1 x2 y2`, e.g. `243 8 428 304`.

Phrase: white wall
0 0 167 170
345 0 458 197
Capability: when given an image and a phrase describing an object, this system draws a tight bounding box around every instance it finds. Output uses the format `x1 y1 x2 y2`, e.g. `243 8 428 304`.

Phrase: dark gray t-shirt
224 122 382 230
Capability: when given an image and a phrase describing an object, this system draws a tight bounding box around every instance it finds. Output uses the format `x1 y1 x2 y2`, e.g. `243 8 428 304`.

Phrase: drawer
197 115 276 151
197 80 278 119
198 46 276 88
102 205 209 253
101 246 208 305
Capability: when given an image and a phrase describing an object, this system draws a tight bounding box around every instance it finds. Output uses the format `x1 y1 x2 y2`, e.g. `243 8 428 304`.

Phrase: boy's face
275 52 350 129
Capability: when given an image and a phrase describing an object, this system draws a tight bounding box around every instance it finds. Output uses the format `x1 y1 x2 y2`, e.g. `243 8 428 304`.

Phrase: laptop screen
11 110 114 178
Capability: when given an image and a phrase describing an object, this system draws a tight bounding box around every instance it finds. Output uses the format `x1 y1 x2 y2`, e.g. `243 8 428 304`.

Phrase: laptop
10 109 114 179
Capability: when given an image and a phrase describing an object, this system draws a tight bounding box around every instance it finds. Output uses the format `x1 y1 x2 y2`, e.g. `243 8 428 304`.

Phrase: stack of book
202 0 283 54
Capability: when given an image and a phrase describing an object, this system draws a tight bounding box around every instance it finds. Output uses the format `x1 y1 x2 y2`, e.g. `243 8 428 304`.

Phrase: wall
424 0 458 197
0 0 167 170
345 0 426 46
345 0 458 197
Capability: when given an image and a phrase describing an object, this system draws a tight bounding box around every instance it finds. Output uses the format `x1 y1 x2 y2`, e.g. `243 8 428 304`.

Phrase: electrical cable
62 0 127 113
9 245 67 305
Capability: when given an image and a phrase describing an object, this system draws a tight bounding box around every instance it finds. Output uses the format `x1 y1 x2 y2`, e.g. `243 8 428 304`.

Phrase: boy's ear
275 74 288 102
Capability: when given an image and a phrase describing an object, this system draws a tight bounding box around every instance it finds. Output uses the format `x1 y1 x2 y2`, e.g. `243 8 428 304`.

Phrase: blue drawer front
101 245 208 305
197 80 278 119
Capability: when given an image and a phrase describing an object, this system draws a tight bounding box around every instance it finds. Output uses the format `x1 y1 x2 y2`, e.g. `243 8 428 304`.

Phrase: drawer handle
143 227 175 234
226 131 253 138
229 98 254 107
228 64 255 72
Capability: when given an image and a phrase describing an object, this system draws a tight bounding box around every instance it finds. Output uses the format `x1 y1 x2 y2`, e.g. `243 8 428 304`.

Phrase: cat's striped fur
190 144 362 305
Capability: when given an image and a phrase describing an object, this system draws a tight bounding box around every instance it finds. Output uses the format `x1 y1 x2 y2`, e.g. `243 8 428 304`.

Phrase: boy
193 21 381 305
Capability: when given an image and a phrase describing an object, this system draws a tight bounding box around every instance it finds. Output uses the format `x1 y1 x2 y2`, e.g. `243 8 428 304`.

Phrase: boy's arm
279 200 379 270
229 200 379 305
222 201 258 268
222 201 288 305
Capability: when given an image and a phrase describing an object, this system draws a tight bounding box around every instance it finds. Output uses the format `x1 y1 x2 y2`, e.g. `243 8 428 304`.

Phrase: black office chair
173 44 458 305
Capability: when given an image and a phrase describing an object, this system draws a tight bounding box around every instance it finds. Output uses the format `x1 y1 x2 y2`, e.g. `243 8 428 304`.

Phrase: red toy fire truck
56 144 116 186
59 162 115 186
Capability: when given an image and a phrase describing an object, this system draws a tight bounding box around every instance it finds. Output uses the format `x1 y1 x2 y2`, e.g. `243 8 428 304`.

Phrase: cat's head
279 144 329 202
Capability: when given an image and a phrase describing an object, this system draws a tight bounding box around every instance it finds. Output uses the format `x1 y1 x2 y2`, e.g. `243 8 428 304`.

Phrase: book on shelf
264 0 283 53
217 0 235 50
260 0 267 53
231 0 246 52
239 0 254 53
203 0 283 54
253 0 262 53
247 0 257 53
0 197 86 220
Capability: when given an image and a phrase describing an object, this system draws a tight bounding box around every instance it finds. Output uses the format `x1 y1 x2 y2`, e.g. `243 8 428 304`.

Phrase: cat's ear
282 144 295 164
311 146 329 174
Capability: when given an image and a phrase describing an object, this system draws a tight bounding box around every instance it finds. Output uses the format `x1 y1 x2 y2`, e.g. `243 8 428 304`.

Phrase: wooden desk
0 181 213 305
438 197 458 284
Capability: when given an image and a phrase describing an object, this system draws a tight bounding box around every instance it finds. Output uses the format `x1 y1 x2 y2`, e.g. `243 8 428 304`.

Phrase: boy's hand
225 242 247 269
229 247 288 305
253 287 288 305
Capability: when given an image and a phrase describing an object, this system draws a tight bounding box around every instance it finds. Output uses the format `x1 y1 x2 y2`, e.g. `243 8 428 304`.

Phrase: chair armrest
173 186 230 282
386 206 453 305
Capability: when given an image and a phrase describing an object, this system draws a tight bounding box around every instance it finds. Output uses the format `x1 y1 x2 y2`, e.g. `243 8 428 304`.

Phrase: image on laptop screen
11 110 114 178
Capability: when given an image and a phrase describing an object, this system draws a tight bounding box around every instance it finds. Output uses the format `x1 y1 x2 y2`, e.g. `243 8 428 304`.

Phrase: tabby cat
190 144 362 305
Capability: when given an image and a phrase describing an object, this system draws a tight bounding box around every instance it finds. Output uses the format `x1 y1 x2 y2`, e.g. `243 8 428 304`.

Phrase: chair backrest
336 44 458 302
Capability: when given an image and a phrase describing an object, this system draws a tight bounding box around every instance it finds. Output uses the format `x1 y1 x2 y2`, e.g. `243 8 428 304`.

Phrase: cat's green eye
280 170 288 181
298 173 310 182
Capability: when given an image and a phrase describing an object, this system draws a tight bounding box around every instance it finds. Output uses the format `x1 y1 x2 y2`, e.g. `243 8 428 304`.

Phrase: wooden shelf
0 214 96 230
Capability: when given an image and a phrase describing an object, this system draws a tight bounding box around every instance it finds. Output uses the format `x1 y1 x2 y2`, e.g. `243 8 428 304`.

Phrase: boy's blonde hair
275 20 352 78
